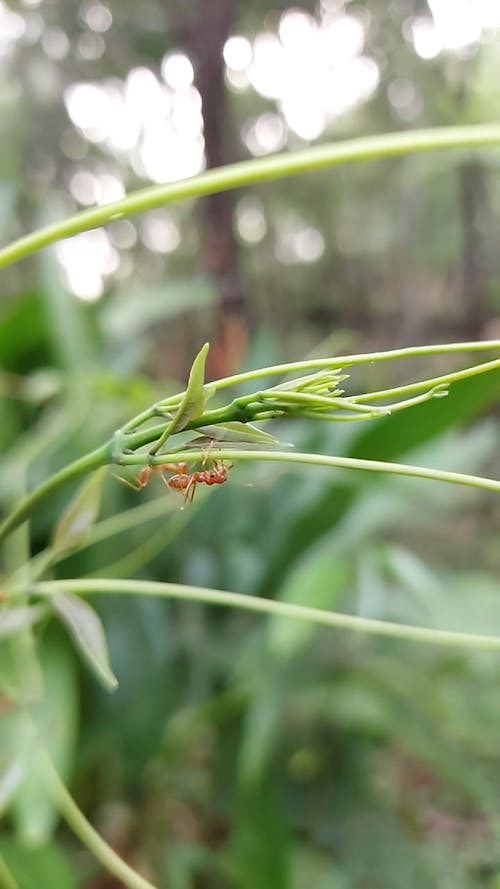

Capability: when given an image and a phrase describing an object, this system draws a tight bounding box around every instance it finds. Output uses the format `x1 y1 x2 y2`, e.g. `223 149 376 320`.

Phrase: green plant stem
119 448 500 497
121 406 158 433
207 340 500 393
38 749 157 889
149 341 500 418
27 578 500 651
0 445 109 545
1 127 500 269
258 390 390 414
354 356 500 403
2 341 500 547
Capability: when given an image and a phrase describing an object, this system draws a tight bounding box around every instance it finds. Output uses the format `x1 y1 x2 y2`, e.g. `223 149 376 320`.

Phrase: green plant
2 126 500 889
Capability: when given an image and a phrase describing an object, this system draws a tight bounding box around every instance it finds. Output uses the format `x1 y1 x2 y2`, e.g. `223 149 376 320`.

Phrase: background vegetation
2 1 500 886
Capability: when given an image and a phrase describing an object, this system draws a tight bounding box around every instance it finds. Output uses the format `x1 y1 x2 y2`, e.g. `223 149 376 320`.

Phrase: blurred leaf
0 291 48 372
0 182 17 239
291 846 348 889
260 407 499 597
229 783 289 889
20 369 62 406
268 553 350 660
350 368 500 462
0 631 43 706
238 682 284 787
51 468 106 559
0 837 77 889
0 605 48 640
39 226 95 376
101 277 217 339
10 632 78 843
160 842 208 889
51 593 118 691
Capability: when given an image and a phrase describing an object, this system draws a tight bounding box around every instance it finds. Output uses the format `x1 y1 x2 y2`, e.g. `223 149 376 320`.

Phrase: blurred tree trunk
458 161 488 337
453 61 489 337
170 0 247 378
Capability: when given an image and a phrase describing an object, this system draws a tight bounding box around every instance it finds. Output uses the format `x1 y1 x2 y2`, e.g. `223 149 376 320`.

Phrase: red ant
115 452 232 508
166 458 232 506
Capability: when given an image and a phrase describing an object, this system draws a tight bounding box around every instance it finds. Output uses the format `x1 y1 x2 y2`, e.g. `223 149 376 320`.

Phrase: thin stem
3 341 500 547
354 356 500 403
257 390 390 414
121 406 158 433
308 387 448 419
118 448 500 498
368 386 447 414
28 578 500 651
115 340 500 453
0 445 110 545
4 432 499 555
117 341 500 447
208 340 500 393
1 126 500 269
38 749 157 889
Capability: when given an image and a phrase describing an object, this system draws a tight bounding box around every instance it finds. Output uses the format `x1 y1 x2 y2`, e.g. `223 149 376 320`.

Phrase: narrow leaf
51 468 106 558
273 369 348 392
51 593 118 690
8 634 79 843
168 342 209 435
196 421 282 445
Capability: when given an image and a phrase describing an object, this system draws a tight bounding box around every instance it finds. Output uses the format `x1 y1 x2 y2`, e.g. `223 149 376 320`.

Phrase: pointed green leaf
196 421 281 446
152 343 210 452
51 468 106 558
169 342 209 434
273 369 348 392
51 593 118 691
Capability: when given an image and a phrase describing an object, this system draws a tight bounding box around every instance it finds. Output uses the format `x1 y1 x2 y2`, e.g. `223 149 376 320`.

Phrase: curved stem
354 356 500 403
28 578 500 651
39 749 157 889
208 340 500 392
2 340 500 547
119 448 500 497
0 445 110 545
1 127 500 269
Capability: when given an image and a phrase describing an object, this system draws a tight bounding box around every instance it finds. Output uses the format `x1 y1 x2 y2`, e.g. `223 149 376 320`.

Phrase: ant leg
157 470 171 488
200 440 214 470
214 458 233 474
161 462 189 474
112 473 143 491
184 476 197 506
112 466 151 491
